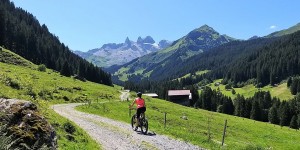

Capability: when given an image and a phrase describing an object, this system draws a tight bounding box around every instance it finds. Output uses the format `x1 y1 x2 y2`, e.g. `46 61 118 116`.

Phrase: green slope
0 48 122 149
267 22 300 37
0 47 34 67
77 98 300 150
207 79 294 100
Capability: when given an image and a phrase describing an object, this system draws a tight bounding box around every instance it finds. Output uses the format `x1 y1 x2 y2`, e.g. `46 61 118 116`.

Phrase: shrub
63 122 76 134
37 64 46 72
5 77 21 90
225 84 231 90
63 96 69 101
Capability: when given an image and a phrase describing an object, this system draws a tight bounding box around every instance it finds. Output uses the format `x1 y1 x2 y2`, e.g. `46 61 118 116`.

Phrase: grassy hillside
0 47 34 67
178 70 209 80
207 79 294 100
267 23 300 37
0 48 122 149
77 98 300 150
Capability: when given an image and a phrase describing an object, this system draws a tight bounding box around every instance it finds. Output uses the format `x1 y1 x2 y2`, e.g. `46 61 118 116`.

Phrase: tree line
0 0 112 85
288 76 300 95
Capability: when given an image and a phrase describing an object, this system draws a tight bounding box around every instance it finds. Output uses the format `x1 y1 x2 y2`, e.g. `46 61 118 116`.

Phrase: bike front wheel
131 115 138 131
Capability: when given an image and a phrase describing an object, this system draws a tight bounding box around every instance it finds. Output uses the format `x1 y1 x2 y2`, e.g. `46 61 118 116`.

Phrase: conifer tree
268 106 279 124
280 102 291 126
287 77 292 87
290 115 298 129
250 101 260 121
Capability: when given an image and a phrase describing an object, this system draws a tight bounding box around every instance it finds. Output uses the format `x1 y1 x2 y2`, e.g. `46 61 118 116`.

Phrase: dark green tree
234 94 245 117
223 97 234 115
61 62 72 77
280 102 291 126
290 115 298 129
268 106 279 124
250 101 260 121
287 77 292 87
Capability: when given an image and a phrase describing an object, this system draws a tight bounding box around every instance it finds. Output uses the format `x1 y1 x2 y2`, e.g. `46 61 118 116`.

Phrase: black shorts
137 107 146 119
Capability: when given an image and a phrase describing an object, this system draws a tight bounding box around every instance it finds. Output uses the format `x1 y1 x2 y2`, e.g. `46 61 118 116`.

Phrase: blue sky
11 0 300 52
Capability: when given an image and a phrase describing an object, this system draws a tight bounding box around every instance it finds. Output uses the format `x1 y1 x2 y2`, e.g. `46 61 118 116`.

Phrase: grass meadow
77 97 300 150
207 79 294 101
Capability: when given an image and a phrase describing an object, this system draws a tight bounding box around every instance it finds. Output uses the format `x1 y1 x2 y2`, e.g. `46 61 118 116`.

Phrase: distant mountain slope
109 25 236 82
74 36 172 68
173 30 300 87
0 0 112 85
267 22 300 37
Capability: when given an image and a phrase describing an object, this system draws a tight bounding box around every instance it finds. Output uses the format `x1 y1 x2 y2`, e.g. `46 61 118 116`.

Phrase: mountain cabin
168 90 191 106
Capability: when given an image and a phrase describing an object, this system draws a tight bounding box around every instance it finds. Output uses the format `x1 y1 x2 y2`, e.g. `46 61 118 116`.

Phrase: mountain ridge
74 36 172 68
109 25 236 82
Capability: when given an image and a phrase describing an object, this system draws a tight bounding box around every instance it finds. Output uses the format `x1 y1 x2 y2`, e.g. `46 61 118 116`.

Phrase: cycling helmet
137 92 142 97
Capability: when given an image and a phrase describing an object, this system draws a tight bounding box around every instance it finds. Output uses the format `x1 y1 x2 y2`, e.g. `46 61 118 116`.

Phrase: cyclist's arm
129 99 136 108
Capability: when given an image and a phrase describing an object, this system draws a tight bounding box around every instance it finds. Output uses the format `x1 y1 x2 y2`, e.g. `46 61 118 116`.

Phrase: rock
181 116 188 120
0 99 57 149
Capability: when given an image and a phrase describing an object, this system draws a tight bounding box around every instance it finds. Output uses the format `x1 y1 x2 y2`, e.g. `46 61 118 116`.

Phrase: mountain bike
131 109 148 134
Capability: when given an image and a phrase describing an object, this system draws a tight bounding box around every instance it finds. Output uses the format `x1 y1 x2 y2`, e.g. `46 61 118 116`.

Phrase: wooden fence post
164 112 167 128
222 119 228 146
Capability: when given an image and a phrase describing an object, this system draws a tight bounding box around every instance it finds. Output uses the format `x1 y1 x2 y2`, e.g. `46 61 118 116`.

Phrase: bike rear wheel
131 115 138 131
140 118 148 134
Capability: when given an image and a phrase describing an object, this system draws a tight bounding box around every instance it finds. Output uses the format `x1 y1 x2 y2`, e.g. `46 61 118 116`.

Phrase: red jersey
135 98 145 108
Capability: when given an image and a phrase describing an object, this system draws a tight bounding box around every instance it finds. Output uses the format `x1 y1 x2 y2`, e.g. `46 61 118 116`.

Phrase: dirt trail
52 102 204 150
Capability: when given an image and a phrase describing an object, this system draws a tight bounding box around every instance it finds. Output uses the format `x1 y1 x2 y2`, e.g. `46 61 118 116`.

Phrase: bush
37 64 46 72
26 87 37 99
225 84 232 90
5 77 21 90
63 122 76 134
63 96 70 101
232 89 236 95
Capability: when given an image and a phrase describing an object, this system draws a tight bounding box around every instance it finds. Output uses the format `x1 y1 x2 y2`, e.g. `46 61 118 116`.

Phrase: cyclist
129 92 146 126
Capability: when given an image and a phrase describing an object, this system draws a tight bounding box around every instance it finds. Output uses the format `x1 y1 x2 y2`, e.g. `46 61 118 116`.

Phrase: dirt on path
52 103 204 150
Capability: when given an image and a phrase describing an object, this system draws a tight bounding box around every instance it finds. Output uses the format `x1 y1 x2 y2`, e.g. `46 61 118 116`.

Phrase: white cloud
269 25 277 29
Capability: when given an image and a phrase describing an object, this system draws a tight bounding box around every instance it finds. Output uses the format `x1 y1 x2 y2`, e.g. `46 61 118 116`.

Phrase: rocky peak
137 36 143 44
158 40 172 49
143 36 155 44
137 36 155 44
125 37 131 47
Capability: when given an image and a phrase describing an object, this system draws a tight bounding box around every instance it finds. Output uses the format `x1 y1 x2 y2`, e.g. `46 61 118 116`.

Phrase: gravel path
52 103 204 150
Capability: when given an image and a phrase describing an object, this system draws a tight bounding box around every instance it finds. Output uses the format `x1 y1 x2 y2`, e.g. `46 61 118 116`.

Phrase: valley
1 0 300 149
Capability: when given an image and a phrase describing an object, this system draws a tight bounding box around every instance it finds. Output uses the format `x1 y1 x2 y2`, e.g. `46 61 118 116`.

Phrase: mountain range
107 25 236 82
107 23 300 83
73 36 171 68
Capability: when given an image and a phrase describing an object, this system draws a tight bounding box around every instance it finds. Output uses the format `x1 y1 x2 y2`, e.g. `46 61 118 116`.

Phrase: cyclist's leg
140 107 146 118
136 108 141 126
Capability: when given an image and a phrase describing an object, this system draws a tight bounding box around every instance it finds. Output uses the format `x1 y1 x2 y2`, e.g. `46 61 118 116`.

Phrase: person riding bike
129 92 146 126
